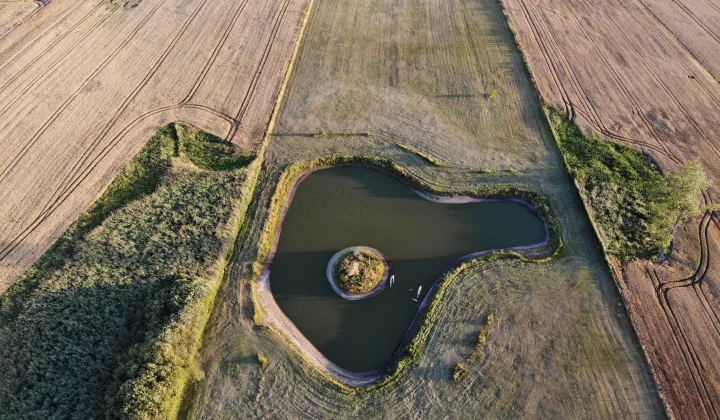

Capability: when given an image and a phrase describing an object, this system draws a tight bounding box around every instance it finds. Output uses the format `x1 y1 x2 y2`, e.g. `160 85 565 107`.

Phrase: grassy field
183 0 663 417
0 125 257 419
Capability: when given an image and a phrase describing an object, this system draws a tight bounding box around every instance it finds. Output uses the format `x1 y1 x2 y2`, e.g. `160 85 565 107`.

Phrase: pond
270 166 546 372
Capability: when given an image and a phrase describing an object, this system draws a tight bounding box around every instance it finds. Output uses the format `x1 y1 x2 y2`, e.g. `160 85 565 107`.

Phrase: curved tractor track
0 0 311 290
0 0 43 39
504 0 720 416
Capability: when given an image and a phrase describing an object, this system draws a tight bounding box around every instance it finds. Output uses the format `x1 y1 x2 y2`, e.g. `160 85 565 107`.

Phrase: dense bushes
0 125 252 418
176 124 254 171
83 125 176 230
549 110 709 260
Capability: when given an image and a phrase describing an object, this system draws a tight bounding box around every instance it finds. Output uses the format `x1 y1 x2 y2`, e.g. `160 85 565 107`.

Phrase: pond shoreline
255 159 559 388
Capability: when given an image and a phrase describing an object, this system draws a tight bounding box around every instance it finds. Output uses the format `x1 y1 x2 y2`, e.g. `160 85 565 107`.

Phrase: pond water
270 167 546 372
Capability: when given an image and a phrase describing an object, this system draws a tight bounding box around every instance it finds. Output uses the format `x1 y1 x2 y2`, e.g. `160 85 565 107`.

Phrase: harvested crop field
184 0 663 417
0 0 38 36
503 0 720 417
0 0 310 290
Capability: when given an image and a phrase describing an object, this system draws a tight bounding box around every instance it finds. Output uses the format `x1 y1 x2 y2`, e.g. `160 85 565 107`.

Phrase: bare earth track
0 0 309 290
502 0 720 417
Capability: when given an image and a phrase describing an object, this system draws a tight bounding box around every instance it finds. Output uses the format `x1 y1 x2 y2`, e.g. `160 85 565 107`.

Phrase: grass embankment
0 124 255 419
549 110 709 260
332 249 384 295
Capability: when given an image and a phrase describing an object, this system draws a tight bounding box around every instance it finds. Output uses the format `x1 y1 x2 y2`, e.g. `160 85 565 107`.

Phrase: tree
648 158 712 251
667 158 712 224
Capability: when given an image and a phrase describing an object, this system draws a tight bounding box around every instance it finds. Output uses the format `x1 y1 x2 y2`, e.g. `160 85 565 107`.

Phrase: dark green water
270 167 545 372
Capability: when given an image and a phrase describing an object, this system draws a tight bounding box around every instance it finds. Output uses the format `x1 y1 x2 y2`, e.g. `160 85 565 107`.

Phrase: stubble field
0 0 309 290
503 0 720 417
7 0 719 417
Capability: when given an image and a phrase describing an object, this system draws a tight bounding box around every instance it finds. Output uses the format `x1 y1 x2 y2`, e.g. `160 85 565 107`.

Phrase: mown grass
0 124 255 419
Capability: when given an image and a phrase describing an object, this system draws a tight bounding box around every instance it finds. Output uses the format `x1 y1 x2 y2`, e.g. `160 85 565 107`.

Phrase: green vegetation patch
176 124 254 171
549 110 710 260
0 125 254 419
332 249 385 295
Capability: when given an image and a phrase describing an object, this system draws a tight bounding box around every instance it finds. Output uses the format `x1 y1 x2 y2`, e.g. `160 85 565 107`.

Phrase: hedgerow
0 125 252 419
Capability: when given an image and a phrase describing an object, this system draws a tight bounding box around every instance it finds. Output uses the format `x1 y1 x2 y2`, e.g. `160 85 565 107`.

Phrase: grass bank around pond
0 124 259 419
249 155 563 391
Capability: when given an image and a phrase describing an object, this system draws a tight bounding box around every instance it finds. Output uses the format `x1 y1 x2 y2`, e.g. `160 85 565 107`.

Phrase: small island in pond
326 246 391 300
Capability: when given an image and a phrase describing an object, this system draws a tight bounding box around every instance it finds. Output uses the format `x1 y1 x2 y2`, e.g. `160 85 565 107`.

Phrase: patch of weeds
452 363 470 382
314 129 331 138
470 312 497 361
396 143 448 167
257 354 269 371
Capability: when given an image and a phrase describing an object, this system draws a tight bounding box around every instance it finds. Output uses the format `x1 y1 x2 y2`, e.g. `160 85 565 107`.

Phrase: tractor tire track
647 266 716 419
0 0 169 184
181 0 251 104
668 0 720 46
630 0 720 110
0 0 87 64
600 1 720 161
0 0 178 259
227 0 292 140
556 0 680 163
0 3 120 121
510 0 574 117
0 0 42 39
48 0 214 208
513 0 719 414
525 0 683 165
523 0 604 129
0 104 233 264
